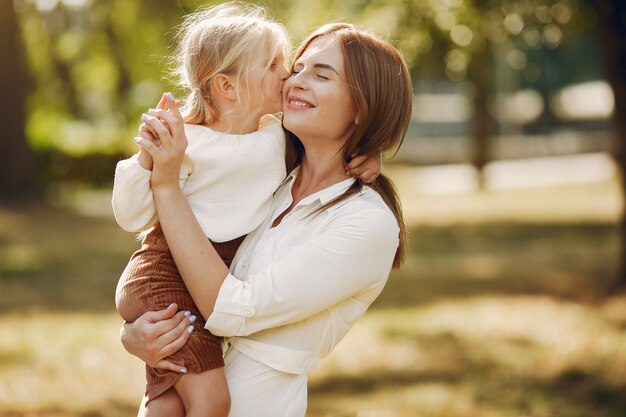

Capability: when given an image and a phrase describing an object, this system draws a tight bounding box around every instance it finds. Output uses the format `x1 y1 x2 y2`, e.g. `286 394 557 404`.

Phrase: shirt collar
283 166 358 210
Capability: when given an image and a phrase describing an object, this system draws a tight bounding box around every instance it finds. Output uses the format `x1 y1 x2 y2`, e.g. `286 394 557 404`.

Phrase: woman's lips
286 96 315 110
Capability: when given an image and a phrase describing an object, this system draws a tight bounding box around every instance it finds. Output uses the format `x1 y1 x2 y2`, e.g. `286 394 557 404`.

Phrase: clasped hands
134 92 186 191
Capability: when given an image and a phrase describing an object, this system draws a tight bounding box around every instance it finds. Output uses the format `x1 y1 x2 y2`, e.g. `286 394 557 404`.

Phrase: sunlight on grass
1 295 624 416
0 165 624 416
0 312 143 416
308 295 626 417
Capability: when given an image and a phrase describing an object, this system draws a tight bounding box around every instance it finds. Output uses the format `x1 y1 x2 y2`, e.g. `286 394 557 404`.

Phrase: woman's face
282 36 357 143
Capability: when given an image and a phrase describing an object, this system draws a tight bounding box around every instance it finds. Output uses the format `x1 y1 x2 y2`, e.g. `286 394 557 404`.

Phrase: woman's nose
286 72 307 90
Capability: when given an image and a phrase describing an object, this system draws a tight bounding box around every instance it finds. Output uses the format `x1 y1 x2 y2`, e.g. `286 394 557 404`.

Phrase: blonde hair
168 2 291 125
285 23 413 268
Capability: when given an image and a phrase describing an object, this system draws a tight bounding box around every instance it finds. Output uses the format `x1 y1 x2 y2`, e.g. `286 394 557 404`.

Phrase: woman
122 22 412 416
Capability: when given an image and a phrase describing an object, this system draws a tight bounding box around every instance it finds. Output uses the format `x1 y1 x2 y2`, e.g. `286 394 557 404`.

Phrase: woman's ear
212 74 237 101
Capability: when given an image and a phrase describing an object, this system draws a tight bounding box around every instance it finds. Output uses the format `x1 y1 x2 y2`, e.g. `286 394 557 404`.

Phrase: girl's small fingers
165 93 183 118
363 172 377 184
134 137 159 158
149 310 188 334
154 359 188 373
164 93 186 138
140 123 159 140
142 114 171 142
357 169 371 180
139 129 157 143
148 109 178 127
148 106 184 142
157 94 168 110
142 303 178 323
346 154 368 169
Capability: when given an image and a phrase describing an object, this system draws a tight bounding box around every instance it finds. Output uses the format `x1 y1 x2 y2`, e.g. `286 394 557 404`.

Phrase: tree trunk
592 0 626 293
468 40 493 190
0 1 37 202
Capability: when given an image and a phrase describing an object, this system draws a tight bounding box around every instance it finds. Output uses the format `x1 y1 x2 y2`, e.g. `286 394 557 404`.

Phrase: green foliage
14 0 600 155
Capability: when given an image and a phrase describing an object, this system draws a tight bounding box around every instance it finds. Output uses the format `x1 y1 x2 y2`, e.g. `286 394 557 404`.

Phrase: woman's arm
136 94 229 321
205 205 399 337
138 95 395 334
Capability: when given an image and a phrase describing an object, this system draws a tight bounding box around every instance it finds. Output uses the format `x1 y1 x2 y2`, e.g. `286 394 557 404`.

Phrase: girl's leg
139 389 185 417
175 367 231 417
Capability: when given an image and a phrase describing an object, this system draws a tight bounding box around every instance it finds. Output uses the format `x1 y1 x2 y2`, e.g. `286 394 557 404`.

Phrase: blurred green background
2 0 626 416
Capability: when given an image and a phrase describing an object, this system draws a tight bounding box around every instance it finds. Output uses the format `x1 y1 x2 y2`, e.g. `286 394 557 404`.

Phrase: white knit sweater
111 115 287 242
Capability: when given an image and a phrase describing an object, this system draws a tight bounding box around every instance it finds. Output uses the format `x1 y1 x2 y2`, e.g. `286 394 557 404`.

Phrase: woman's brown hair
285 23 413 268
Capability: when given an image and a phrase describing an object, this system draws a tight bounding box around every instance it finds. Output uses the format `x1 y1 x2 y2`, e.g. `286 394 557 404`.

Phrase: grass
0 169 624 416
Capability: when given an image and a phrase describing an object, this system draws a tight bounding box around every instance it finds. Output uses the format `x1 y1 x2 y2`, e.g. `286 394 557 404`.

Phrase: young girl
112 3 380 416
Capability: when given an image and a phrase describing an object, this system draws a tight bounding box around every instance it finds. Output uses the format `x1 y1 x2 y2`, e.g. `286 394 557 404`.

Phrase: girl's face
244 50 289 117
282 37 357 143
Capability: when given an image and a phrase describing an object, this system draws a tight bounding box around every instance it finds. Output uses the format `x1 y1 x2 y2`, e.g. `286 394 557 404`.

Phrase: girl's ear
212 74 237 101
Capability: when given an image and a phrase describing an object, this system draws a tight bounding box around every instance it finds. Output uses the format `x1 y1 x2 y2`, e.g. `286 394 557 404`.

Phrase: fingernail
184 311 191 317
133 137 140 143
187 325 194 334
168 303 176 309
141 114 149 121
167 92 175 101
180 367 187 373
148 108 157 113
189 315 197 323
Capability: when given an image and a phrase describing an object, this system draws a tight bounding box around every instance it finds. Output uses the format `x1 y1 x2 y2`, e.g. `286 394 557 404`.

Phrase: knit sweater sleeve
111 154 192 232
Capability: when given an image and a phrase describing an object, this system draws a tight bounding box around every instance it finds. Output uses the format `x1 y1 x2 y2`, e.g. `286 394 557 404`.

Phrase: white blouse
111 116 286 242
205 167 400 374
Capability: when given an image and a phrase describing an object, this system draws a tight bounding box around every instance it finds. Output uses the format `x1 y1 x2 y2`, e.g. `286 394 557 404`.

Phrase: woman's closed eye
290 69 329 80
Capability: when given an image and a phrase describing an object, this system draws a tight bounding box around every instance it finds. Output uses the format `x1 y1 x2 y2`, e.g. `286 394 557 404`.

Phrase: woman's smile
286 96 315 110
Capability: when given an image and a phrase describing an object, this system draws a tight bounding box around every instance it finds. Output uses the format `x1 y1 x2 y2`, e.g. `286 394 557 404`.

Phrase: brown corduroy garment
116 224 245 402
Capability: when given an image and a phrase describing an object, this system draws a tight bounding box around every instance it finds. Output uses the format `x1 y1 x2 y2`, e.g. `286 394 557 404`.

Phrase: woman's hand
135 94 180 171
134 93 187 191
120 303 195 373
346 150 382 184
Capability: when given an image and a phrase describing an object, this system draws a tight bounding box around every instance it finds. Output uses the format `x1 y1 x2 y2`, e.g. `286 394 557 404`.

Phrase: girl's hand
134 93 187 191
120 303 194 373
137 141 155 171
346 151 382 184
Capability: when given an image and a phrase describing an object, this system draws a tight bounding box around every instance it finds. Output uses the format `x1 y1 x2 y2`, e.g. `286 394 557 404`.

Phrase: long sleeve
204 204 399 337
112 154 190 232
